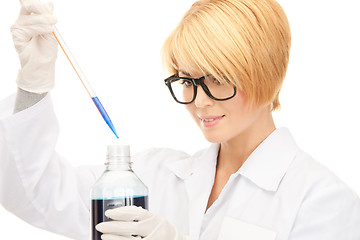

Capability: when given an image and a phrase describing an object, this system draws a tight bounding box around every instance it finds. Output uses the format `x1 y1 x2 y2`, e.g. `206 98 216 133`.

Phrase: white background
1 0 359 239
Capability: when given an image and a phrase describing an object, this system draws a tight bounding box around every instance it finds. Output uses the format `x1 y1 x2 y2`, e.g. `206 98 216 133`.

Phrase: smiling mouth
198 115 225 127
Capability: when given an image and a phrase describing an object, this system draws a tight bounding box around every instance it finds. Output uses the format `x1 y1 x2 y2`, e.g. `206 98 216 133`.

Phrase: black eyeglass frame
164 74 237 104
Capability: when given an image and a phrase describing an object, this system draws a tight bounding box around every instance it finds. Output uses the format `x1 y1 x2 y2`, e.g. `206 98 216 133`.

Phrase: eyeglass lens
169 76 235 103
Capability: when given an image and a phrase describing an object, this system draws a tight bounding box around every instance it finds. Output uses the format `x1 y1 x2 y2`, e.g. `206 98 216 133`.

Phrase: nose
194 86 213 108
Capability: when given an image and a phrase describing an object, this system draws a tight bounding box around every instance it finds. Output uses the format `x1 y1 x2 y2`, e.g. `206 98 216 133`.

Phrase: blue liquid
92 97 119 138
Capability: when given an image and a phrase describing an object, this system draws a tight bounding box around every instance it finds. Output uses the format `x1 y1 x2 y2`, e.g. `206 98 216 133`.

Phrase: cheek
185 104 192 114
223 92 261 133
185 104 198 120
187 105 204 129
185 103 195 116
225 91 248 114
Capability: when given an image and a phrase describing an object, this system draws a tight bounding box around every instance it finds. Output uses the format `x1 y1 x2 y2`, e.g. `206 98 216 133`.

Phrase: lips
198 115 225 128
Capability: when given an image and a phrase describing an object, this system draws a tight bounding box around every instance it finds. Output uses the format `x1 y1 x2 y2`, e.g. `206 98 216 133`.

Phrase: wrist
14 88 48 113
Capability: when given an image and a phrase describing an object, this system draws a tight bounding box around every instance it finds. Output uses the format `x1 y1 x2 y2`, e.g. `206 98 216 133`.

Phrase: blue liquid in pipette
92 97 119 138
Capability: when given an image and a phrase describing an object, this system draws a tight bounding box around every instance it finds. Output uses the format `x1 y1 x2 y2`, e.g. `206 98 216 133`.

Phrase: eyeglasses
164 74 237 104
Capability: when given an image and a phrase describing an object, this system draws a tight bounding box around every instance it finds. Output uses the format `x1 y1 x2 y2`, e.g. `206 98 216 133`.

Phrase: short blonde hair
162 0 291 110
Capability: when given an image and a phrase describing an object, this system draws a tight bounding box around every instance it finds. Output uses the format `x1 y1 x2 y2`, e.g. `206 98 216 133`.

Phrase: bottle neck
106 156 132 171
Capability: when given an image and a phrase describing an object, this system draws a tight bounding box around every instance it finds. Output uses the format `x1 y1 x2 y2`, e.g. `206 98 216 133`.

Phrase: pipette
52 26 119 139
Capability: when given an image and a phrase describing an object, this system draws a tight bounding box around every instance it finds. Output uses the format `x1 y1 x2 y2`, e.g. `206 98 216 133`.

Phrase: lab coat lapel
167 144 219 239
185 144 218 239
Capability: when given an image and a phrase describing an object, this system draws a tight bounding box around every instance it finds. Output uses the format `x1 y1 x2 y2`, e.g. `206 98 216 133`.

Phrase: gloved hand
96 206 191 240
11 0 58 94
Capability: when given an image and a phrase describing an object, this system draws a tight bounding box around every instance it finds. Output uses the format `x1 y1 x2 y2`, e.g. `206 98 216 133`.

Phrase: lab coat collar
238 127 299 192
167 128 299 192
166 143 219 180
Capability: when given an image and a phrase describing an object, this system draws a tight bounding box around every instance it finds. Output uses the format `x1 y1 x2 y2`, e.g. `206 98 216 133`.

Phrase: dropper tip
113 129 119 139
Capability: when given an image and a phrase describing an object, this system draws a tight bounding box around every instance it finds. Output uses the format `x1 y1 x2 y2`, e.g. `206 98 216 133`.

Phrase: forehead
177 59 207 77
178 70 206 79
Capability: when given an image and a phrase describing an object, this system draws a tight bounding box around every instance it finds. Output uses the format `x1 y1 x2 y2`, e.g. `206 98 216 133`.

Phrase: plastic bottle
90 144 148 240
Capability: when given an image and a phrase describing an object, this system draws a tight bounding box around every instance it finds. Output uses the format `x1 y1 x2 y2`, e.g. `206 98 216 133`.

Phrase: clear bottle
90 144 148 240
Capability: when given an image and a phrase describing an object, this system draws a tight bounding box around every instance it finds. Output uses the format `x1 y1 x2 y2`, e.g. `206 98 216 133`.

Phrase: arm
289 178 360 240
0 93 103 240
0 1 103 239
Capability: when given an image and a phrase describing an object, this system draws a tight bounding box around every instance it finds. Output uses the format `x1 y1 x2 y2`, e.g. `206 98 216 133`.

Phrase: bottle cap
107 144 130 157
106 144 130 163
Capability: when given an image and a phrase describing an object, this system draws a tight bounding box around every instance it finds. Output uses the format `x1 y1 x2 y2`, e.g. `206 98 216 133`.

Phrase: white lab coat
0 94 360 240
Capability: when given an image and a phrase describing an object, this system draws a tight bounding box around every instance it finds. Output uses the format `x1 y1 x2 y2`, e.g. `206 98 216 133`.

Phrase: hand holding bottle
96 206 191 240
91 145 149 240
11 0 58 94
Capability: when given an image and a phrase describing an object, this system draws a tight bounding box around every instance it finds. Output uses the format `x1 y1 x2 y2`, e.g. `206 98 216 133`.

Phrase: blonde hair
162 0 291 110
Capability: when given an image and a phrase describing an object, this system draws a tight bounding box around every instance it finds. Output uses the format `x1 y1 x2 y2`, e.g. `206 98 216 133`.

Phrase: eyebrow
178 70 191 77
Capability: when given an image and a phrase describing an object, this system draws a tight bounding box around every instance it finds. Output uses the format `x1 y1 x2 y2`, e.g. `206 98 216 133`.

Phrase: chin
201 130 228 144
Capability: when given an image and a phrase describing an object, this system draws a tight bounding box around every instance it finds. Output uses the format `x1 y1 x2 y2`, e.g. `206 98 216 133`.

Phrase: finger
105 206 152 221
101 234 142 240
20 0 54 15
17 14 57 27
46 2 54 12
11 25 55 44
11 15 57 42
96 221 139 237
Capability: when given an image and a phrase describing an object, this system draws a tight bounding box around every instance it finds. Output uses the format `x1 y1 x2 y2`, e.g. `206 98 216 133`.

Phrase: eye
207 76 222 85
180 79 193 88
212 78 222 85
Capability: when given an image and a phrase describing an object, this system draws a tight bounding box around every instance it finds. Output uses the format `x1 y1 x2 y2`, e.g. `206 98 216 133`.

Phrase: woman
0 0 359 239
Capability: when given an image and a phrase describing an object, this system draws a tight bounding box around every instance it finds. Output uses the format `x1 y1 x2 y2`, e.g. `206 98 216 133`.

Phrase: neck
217 108 276 174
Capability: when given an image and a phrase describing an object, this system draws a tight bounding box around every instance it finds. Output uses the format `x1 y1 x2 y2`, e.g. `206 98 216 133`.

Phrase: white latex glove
11 0 58 94
96 206 191 240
